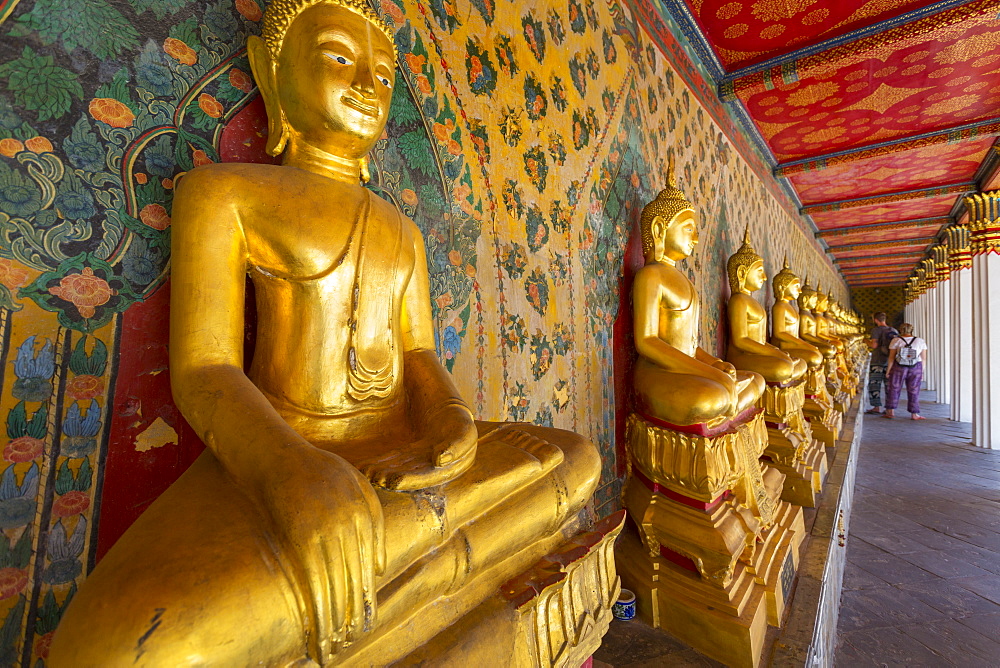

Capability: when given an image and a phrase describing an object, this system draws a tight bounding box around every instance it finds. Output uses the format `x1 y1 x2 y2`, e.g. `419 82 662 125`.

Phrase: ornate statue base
827 358 850 413
400 512 626 668
616 410 803 668
804 366 843 456
760 380 826 508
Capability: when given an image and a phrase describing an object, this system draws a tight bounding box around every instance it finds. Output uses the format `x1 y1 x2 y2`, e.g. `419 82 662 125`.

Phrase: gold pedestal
617 528 768 668
397 512 625 668
760 381 822 507
618 411 803 668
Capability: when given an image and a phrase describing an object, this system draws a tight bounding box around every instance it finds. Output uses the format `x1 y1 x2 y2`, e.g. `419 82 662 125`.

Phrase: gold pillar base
802 436 829 492
398 512 625 668
761 382 817 507
616 527 769 668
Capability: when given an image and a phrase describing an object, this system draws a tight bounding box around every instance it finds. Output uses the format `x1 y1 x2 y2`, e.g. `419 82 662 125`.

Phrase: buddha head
640 166 698 263
726 227 765 294
797 279 817 311
814 287 829 314
248 0 397 160
772 257 800 301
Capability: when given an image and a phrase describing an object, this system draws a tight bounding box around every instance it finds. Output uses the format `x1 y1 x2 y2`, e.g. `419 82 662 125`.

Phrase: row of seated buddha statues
726 232 827 508
49 1 626 665
616 179 809 668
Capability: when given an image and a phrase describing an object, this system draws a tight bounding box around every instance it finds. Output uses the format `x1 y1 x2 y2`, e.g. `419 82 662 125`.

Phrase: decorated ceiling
636 0 1000 288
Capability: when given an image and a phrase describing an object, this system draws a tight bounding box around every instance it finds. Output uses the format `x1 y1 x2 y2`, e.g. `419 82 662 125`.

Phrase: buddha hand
255 443 386 663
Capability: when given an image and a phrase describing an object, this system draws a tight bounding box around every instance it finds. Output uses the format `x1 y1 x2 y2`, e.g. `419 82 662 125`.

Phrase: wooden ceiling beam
816 217 948 240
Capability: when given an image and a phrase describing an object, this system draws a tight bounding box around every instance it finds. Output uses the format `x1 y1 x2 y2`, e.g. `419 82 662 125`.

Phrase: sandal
880 413 894 419
865 408 883 415
911 414 926 420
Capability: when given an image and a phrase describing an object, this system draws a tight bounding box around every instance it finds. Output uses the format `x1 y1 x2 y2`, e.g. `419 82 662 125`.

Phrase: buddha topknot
726 226 762 292
262 0 398 59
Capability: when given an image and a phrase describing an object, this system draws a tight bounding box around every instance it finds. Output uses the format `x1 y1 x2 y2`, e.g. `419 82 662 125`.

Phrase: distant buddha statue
632 179 764 427
797 280 836 359
50 1 603 665
813 287 845 352
725 230 806 384
770 259 823 369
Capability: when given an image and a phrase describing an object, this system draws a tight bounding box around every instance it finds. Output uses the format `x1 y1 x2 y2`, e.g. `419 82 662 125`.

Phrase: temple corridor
835 393 1000 666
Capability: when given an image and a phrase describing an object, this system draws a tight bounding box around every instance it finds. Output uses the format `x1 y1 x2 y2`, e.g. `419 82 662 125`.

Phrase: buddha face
654 210 698 262
740 260 766 293
782 277 801 300
272 4 396 159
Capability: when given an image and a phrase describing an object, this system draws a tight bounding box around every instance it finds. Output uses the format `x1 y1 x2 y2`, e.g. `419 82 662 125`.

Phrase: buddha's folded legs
634 360 736 426
49 424 599 667
729 353 802 385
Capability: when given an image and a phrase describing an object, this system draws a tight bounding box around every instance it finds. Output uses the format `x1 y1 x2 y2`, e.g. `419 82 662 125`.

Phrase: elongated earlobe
247 36 289 157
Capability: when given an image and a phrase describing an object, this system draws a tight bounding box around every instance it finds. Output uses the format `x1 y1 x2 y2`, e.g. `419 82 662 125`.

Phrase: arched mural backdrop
0 0 847 661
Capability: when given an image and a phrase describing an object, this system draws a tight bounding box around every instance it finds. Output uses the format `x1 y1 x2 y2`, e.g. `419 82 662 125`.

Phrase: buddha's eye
377 75 392 88
326 53 353 65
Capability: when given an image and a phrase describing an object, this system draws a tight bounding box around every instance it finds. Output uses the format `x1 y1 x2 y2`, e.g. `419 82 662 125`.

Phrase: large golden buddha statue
796 280 836 359
632 185 764 426
725 231 806 384
50 2 617 665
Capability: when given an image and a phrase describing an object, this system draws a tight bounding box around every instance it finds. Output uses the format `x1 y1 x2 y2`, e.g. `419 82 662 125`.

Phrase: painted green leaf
6 402 27 440
17 0 139 60
398 130 436 178
54 460 74 496
128 0 187 20
0 47 83 122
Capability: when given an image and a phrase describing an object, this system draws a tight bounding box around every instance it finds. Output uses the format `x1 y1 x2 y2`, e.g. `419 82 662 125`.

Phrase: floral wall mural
0 0 846 661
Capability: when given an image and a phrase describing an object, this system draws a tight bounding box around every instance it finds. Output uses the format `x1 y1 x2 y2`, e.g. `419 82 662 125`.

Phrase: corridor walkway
835 392 1000 666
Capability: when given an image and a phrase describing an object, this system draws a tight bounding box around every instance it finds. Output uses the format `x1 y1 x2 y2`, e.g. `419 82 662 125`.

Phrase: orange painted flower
0 138 23 157
162 178 174 189
24 136 53 153
0 258 31 290
229 68 253 93
381 0 405 24
192 149 213 167
448 250 463 266
164 37 197 66
198 93 224 118
447 139 462 156
89 98 135 128
53 491 91 518
405 53 426 74
433 119 456 142
401 189 418 205
436 292 453 309
34 633 54 660
134 172 148 184
0 568 27 600
48 267 116 319
139 203 171 230
465 264 476 278
236 0 262 21
415 75 432 95
4 436 43 463
66 374 104 401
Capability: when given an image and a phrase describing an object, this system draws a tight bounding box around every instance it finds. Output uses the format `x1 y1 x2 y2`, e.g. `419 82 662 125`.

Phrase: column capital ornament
932 244 951 283
921 257 938 289
946 224 972 270
963 191 1000 256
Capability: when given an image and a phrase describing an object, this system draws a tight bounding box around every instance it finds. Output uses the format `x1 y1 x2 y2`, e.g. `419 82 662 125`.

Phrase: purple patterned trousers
885 361 923 414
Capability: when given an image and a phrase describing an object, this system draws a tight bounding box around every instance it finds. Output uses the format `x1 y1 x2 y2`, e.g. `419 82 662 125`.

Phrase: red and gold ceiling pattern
809 192 960 230
821 222 943 247
682 0 932 71
741 10 1000 162
831 241 931 259
788 137 995 204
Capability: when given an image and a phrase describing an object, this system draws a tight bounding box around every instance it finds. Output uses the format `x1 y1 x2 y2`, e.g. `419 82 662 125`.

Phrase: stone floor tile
950 575 1000 605
894 580 1000 617
898 550 998 579
837 586 949 632
832 637 879 668
853 532 931 555
836 626 953 667
899 619 1000 666
956 611 1000 639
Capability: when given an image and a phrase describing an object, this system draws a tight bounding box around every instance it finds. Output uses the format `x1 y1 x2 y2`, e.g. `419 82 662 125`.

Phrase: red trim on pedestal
635 405 762 438
632 465 731 511
765 420 789 429
659 544 699 573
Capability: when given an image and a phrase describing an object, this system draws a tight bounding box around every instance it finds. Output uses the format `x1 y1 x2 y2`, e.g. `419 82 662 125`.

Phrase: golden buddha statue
796 281 836 359
770 258 823 369
725 231 806 384
50 2 616 665
632 185 764 427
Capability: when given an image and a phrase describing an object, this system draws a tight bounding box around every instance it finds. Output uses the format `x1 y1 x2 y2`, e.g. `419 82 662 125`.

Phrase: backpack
877 327 898 357
896 337 920 366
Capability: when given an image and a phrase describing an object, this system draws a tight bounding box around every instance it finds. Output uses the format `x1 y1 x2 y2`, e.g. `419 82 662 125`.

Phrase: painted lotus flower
62 400 101 458
0 567 27 600
88 98 134 128
66 374 104 401
3 437 44 464
48 267 116 319
53 491 90 518
198 93 224 119
163 37 197 65
0 138 23 157
228 67 253 93
139 203 171 230
43 517 85 584
0 259 30 290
